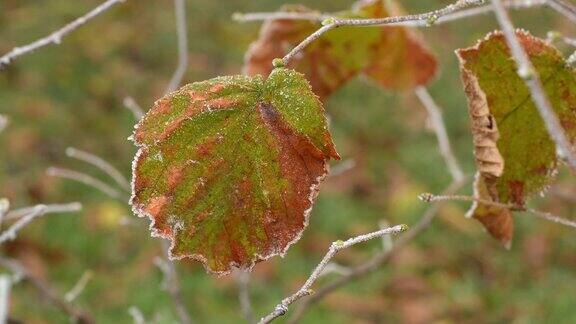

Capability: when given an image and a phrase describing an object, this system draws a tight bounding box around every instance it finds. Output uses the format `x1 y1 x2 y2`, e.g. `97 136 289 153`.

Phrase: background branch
165 0 189 93
415 87 465 182
0 257 93 323
0 0 127 68
0 203 82 244
287 178 469 323
259 224 408 324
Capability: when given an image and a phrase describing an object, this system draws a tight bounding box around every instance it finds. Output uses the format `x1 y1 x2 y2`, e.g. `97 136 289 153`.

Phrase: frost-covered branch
123 96 145 120
128 306 146 324
65 270 93 302
547 0 576 23
0 0 127 68
415 87 464 182
287 178 469 323
233 0 546 24
259 224 408 324
47 167 126 200
66 147 130 191
0 203 82 244
155 241 193 324
278 0 487 66
419 193 576 229
0 275 11 324
0 256 93 323
491 0 576 172
235 270 254 324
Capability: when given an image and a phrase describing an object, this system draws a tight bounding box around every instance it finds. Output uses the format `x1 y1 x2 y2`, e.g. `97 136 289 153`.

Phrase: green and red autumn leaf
130 68 339 274
457 30 576 247
244 0 438 100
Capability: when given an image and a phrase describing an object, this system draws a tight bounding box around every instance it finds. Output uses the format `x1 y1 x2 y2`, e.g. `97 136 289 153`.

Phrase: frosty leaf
243 0 438 100
457 30 576 246
130 68 339 275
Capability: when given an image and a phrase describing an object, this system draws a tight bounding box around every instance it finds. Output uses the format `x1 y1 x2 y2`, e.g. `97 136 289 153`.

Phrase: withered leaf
244 0 438 100
457 30 576 247
130 68 339 275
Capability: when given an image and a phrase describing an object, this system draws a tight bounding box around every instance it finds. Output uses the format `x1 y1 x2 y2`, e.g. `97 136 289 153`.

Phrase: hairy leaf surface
457 30 576 246
130 68 339 274
244 0 437 100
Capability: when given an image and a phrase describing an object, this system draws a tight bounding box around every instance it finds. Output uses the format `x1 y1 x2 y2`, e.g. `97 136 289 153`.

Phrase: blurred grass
1 0 576 323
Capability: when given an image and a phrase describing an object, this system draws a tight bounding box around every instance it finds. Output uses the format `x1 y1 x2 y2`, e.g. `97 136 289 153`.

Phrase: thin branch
318 263 352 277
65 270 94 302
0 256 93 323
328 159 356 178
378 220 394 253
0 198 9 229
287 178 469 323
0 115 7 133
419 193 576 229
0 0 127 68
47 167 126 200
156 241 193 324
128 306 146 324
415 87 465 182
0 274 11 324
258 224 408 324
123 96 145 120
0 203 82 244
165 0 189 93
235 270 255 324
232 11 330 22
547 0 576 23
66 147 130 191
279 0 486 65
233 0 547 24
491 0 576 172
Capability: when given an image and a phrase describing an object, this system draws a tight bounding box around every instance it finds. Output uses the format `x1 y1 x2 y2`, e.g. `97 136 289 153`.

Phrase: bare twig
156 241 193 324
235 270 255 324
232 11 330 22
165 0 189 93
378 220 394 252
419 193 576 229
0 256 93 323
0 198 9 229
328 159 356 178
491 0 576 172
0 0 127 68
259 224 408 324
123 96 145 120
287 178 469 323
66 147 130 191
547 0 576 23
318 263 352 277
128 306 146 324
0 274 11 324
233 0 547 25
279 0 486 66
65 270 94 302
415 87 465 182
0 203 82 244
47 167 126 200
0 115 8 133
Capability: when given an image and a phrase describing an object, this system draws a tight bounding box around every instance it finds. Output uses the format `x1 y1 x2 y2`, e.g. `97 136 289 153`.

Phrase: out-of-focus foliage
244 0 437 100
1 0 576 322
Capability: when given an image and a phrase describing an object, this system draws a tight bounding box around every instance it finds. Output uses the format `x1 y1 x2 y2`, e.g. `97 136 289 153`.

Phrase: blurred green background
1 0 576 323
